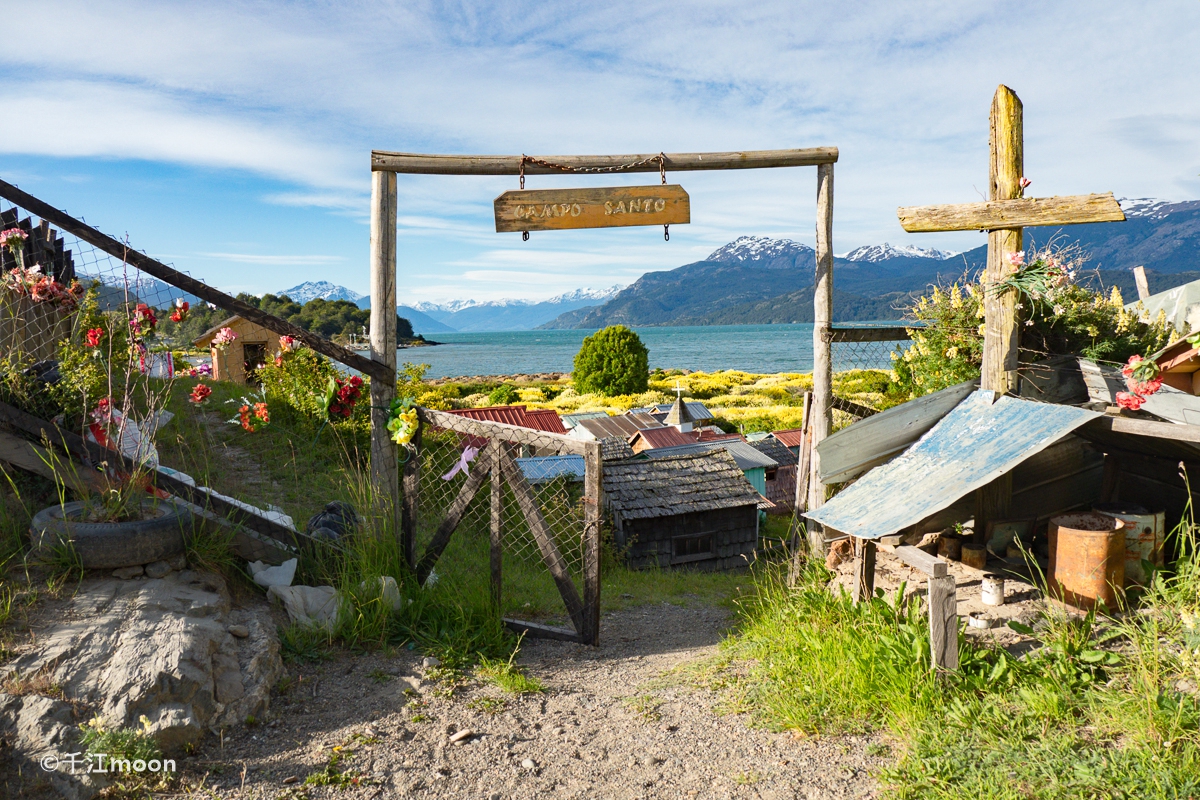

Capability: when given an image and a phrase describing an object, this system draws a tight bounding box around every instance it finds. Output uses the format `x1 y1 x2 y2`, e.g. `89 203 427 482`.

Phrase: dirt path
185 603 882 800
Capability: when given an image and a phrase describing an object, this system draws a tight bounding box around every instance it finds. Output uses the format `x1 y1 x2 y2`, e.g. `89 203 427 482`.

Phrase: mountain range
539 198 1200 328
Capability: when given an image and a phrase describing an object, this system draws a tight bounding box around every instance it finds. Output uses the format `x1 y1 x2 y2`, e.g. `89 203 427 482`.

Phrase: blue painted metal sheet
516 454 586 484
805 390 1101 540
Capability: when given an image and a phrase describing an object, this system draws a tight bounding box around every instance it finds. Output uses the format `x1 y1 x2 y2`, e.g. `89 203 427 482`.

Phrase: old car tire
29 499 191 569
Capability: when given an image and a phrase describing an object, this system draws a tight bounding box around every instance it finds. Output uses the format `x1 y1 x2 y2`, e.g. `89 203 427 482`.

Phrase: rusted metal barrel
1048 512 1125 610
1093 503 1165 587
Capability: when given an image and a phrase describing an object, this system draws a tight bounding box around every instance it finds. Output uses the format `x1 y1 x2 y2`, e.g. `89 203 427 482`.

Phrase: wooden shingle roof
749 436 799 467
603 450 761 521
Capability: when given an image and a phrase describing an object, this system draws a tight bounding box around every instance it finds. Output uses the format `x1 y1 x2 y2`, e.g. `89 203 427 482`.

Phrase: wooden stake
369 170 399 539
489 440 503 609
400 420 421 569
928 574 959 672
982 85 1024 395
582 441 603 646
851 537 877 604
808 162 834 553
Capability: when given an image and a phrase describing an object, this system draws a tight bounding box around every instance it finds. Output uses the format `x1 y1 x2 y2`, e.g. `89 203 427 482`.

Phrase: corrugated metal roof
1129 275 1200 332
805 390 1101 540
772 428 804 448
561 411 610 429
604 450 761 521
445 405 565 434
650 401 714 420
641 439 778 471
516 455 586 484
523 408 568 435
630 426 695 449
574 412 663 440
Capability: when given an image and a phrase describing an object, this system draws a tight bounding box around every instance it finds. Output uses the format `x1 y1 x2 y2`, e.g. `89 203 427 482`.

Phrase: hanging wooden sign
494 185 690 233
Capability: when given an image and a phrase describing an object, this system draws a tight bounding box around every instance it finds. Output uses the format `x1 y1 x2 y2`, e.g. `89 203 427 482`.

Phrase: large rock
9 571 282 757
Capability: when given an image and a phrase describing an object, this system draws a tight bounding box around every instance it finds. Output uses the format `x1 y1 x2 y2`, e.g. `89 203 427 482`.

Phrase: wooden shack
603 450 761 571
194 315 284 385
749 436 799 513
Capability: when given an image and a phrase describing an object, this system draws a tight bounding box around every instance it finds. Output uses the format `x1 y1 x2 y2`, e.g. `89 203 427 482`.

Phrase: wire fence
409 410 599 640
830 325 915 373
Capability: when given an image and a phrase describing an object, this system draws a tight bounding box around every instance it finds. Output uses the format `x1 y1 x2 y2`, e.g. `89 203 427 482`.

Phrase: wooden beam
852 537 877 604
892 544 948 578
982 84 1024 395
0 427 105 495
503 618 584 643
830 395 878 420
928 574 959 672
1132 266 1150 301
1088 415 1200 444
808 162 834 553
0 177 394 386
371 148 839 175
829 326 913 343
489 440 503 609
414 446 493 585
369 170 400 538
581 441 603 646
419 407 592 456
400 419 421 568
499 452 587 635
897 192 1125 233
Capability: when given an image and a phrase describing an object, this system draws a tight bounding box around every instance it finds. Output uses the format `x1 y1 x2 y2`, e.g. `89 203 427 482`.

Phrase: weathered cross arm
897 192 1124 233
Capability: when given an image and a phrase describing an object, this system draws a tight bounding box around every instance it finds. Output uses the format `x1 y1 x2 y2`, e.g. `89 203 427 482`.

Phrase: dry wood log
372 148 839 174
897 192 1124 233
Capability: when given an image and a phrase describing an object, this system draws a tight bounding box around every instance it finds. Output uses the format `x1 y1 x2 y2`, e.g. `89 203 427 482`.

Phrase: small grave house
748 436 799 513
194 315 284 385
604 449 762 571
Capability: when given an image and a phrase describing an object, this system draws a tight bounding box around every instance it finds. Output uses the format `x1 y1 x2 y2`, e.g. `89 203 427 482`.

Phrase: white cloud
197 252 346 266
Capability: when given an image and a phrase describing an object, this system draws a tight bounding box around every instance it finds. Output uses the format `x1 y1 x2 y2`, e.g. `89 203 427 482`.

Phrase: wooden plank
414 445 494 585
372 148 840 175
499 452 587 635
831 395 878 420
808 162 834 554
370 170 400 539
400 419 421 568
489 440 503 609
494 185 690 232
852 537 876 604
0 427 105 495
928 574 959 672
897 192 1125 233
1089 415 1200 444
982 84 1024 395
581 441 602 646
1133 266 1150 301
816 380 977 484
503 618 584 644
974 472 1013 545
829 326 913 343
787 398 812 587
0 400 305 550
0 177 394 386
419 406 590 455
893 544 947 577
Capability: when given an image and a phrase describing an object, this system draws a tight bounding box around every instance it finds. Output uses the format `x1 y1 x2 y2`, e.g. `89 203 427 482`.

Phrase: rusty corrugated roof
772 428 804 448
630 426 695 449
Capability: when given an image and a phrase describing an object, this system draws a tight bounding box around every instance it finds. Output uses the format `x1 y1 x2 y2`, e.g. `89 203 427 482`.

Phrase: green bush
488 384 519 405
572 325 649 396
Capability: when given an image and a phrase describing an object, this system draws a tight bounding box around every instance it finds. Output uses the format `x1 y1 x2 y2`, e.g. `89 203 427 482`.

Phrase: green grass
721 523 1200 799
477 634 545 695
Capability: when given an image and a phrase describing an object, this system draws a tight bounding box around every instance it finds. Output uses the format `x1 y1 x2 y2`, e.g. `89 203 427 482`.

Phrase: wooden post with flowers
369 170 400 538
896 84 1126 539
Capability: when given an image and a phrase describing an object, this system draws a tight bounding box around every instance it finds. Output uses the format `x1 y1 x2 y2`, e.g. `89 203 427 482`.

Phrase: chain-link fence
830 325 913 373
408 408 601 644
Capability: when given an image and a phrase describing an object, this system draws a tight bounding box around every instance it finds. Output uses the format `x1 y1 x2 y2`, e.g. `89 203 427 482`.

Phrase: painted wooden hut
603 450 761 571
748 436 799 513
194 315 285 385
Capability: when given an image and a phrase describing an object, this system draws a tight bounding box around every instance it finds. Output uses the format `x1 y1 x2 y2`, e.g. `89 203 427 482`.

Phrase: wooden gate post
582 440 603 646
808 162 835 553
369 169 399 536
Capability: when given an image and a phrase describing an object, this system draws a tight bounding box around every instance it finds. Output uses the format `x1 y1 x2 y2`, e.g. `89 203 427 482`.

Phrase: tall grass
727 517 1200 799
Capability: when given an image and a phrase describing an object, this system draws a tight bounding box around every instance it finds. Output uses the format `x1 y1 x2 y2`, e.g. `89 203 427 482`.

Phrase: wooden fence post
582 441 603 646
369 169 399 537
928 574 959 672
852 537 876 604
490 440 503 609
808 162 834 554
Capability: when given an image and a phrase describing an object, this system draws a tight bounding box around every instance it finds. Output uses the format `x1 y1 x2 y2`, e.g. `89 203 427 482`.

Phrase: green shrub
573 325 649 396
488 384 519 405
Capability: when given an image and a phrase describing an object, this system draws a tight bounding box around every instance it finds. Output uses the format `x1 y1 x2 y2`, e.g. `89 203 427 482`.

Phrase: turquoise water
400 324 905 379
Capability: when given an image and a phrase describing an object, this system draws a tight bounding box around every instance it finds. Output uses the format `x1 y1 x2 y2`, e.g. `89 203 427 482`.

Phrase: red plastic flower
253 402 269 423
169 299 190 323
86 328 104 347
129 303 158 337
189 383 213 404
1115 392 1145 411
238 404 256 432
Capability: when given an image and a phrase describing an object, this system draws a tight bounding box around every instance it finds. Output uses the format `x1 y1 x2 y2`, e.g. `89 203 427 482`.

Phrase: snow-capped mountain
841 243 958 262
280 281 364 304
706 236 814 262
411 286 622 316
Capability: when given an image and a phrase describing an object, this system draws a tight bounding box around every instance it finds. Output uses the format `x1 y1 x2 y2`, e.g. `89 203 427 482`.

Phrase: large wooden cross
896 84 1125 536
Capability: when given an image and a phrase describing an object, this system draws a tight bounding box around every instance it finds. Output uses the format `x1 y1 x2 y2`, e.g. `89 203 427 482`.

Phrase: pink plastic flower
1115 392 1145 411
1007 251 1026 267
0 228 28 248
212 327 238 350
1019 177 1032 190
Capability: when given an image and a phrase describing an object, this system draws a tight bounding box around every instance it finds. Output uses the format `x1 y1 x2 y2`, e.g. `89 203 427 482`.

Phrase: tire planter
29 499 191 569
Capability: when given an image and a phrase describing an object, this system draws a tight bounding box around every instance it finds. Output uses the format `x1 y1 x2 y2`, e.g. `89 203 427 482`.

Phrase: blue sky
2 1 1198 304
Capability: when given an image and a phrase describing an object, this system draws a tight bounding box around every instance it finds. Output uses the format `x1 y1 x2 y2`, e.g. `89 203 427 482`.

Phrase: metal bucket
981 574 1005 606
1093 503 1165 587
1048 512 1125 610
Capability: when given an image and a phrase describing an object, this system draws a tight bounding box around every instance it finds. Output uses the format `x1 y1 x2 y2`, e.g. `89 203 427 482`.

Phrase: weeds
477 633 544 695
623 694 662 722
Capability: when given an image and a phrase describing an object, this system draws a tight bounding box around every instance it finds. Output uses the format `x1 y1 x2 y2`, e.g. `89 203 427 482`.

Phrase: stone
449 729 474 744
521 758 537 770
144 560 172 579
399 676 422 692
112 565 143 580
168 553 188 571
9 571 282 756
228 624 250 638
422 656 442 669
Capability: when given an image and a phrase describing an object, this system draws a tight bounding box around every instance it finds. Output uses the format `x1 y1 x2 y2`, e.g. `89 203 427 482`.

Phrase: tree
573 325 649 396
